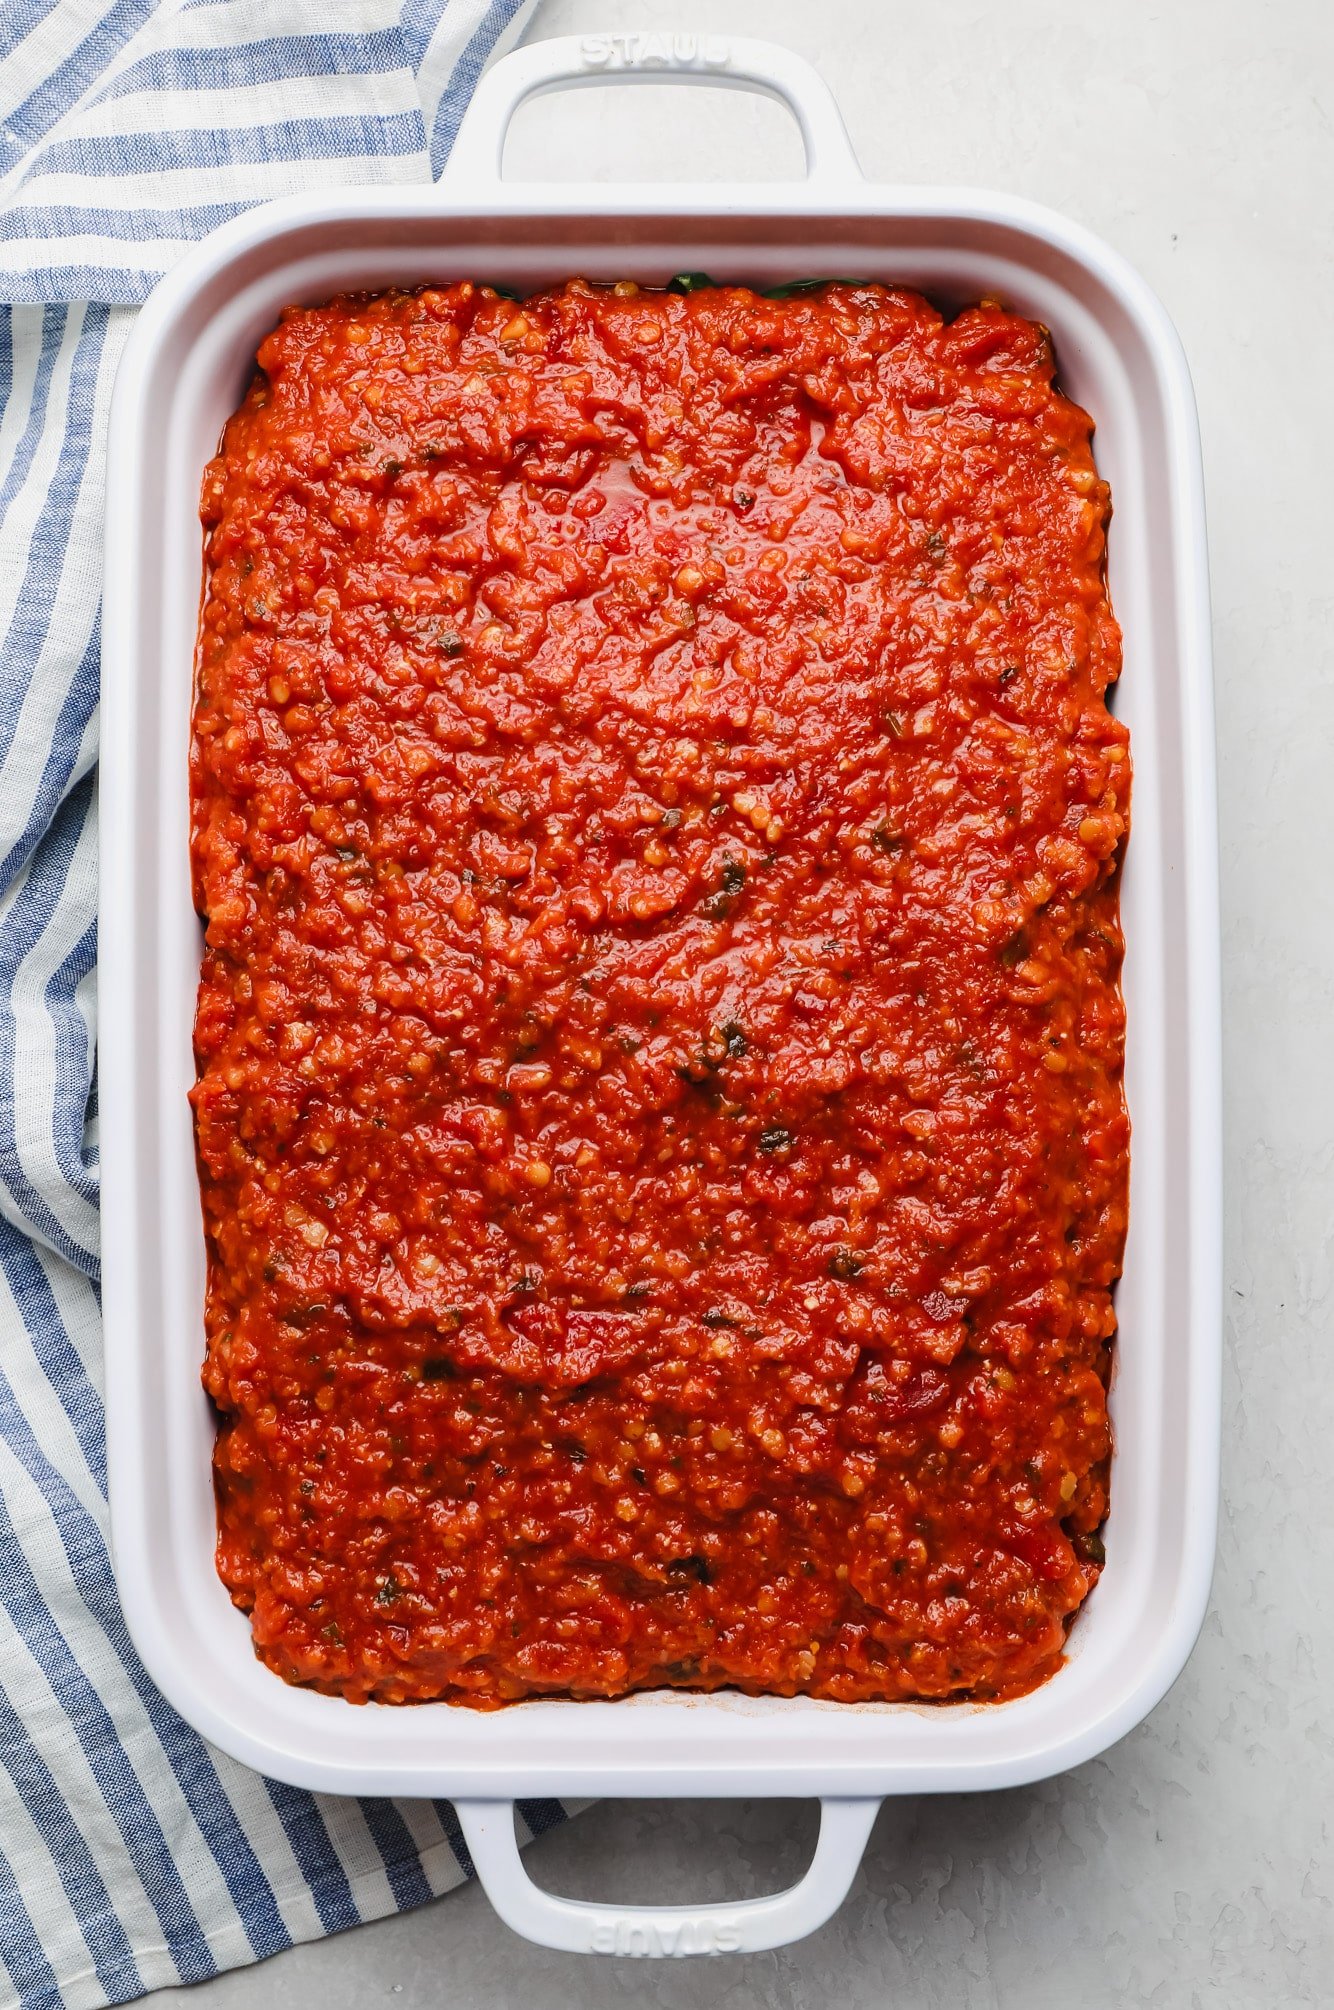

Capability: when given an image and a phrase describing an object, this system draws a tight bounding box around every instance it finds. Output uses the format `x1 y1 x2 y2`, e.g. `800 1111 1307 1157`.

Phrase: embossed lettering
586 1914 743 1957
579 32 731 73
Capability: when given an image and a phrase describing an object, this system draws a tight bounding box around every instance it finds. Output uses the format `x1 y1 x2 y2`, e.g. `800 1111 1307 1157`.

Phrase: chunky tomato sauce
191 279 1128 1707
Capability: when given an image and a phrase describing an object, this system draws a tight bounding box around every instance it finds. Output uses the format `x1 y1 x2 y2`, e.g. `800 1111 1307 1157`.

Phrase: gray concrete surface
148 1 1334 2003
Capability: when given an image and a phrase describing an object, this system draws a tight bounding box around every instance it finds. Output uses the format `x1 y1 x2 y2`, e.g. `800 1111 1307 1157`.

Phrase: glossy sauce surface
192 280 1128 1706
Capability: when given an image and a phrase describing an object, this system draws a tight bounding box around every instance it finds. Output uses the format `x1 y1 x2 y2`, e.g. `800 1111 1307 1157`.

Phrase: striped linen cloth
0 6 585 2007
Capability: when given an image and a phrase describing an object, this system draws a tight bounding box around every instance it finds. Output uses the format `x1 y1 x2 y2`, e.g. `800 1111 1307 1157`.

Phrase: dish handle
442 32 863 194
453 1796 880 1956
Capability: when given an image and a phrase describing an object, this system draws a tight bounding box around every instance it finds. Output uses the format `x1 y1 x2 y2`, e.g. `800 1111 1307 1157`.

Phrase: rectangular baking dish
100 34 1220 1958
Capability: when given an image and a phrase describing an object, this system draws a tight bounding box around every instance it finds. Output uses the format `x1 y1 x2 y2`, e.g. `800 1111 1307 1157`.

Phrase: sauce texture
191 279 1129 1706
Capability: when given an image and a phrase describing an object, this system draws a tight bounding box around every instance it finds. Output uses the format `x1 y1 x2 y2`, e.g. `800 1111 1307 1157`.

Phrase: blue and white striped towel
0 7 584 2006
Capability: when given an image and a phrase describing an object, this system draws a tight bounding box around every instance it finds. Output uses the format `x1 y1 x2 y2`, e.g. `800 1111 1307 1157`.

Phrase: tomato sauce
191 279 1128 1706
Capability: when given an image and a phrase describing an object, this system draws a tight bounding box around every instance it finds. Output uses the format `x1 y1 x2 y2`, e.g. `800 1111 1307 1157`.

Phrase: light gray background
151 1 1333 2003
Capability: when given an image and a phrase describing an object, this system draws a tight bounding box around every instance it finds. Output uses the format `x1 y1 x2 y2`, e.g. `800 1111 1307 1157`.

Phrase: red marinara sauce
191 279 1129 1707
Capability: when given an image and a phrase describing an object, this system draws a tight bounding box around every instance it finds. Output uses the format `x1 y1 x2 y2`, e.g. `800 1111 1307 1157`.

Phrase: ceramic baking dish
100 34 1220 1958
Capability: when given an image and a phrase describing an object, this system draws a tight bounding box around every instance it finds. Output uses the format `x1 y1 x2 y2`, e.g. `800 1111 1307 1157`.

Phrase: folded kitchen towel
0 6 580 2006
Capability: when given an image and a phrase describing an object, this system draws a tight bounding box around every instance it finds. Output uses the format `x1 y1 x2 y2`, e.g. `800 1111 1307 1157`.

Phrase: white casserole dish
100 34 1221 1958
